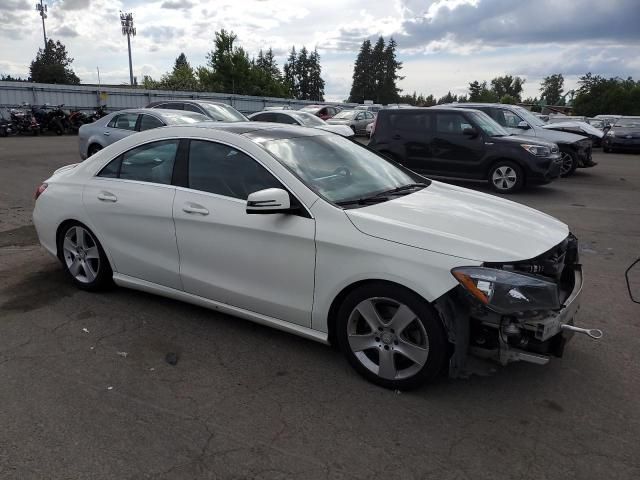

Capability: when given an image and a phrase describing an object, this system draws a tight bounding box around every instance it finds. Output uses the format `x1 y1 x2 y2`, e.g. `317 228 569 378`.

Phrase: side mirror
517 121 530 129
462 127 479 137
246 188 295 214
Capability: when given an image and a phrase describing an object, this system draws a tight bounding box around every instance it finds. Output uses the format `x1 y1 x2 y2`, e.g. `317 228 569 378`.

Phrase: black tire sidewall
488 160 524 193
57 222 113 291
559 150 578 177
88 144 102 156
336 282 448 390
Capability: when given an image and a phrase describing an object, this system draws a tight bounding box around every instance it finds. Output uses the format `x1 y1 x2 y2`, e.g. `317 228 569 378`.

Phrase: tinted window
188 140 282 200
157 102 184 111
274 113 298 125
107 113 138 130
139 114 165 131
184 103 204 114
389 113 430 133
435 113 472 134
501 110 523 128
252 112 276 122
98 140 178 184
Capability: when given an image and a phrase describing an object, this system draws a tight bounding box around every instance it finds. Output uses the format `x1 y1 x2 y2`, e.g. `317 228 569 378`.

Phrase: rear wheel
336 283 447 390
88 144 102 157
488 161 524 193
58 222 112 291
559 150 578 177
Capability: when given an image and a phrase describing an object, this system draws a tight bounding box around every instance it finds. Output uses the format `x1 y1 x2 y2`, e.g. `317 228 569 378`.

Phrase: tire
336 282 448 390
57 222 113 291
603 146 611 153
88 144 102 157
559 150 578 177
488 161 524 193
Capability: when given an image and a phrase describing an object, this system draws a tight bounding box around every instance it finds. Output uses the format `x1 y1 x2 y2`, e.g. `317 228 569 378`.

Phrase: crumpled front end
438 234 602 376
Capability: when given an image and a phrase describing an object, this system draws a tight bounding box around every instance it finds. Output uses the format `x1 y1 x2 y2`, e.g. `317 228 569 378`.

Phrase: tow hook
560 324 604 339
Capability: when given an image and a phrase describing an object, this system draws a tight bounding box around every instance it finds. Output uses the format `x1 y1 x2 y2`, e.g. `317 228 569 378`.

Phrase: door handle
182 204 209 216
97 191 117 202
103 131 110 136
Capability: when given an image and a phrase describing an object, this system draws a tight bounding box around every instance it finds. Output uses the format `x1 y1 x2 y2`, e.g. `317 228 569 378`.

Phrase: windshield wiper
336 196 390 207
376 183 428 196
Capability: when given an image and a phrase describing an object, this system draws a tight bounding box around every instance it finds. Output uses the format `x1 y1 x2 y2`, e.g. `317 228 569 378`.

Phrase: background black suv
369 107 562 193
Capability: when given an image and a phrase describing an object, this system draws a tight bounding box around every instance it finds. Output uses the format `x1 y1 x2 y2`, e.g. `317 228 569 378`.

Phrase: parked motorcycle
87 105 108 122
68 108 91 132
31 104 70 135
9 105 39 135
0 112 14 137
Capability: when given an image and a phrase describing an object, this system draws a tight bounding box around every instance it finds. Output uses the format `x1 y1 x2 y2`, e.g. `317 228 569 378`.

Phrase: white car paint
542 121 605 139
33 124 568 344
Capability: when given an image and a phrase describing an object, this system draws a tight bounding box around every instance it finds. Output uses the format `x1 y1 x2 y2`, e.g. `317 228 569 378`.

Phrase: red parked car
299 105 341 120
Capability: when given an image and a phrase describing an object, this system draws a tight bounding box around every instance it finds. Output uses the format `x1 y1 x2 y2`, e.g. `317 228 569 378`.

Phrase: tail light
35 182 48 200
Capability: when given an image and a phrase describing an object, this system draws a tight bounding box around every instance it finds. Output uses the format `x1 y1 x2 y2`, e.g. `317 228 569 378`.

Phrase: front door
173 139 316 327
430 111 486 178
83 139 182 290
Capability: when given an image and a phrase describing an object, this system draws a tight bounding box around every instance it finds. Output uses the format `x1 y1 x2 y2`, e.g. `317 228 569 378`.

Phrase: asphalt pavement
1 135 639 479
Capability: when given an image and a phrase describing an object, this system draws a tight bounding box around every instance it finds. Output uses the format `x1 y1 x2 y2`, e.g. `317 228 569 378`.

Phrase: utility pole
35 0 48 49
120 12 136 85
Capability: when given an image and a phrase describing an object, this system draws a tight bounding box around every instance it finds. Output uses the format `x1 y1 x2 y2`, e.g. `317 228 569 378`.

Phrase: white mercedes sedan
33 122 600 389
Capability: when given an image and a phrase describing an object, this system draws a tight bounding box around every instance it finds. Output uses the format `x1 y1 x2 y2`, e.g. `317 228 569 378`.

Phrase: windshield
512 106 546 127
333 110 357 119
162 112 209 125
259 134 426 205
201 103 248 122
614 117 640 127
289 111 325 126
468 111 509 136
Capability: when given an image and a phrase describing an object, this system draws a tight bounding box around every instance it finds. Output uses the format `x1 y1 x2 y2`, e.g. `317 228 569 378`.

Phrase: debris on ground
116 351 128 358
107 386 113 390
165 352 179 366
81 328 89 334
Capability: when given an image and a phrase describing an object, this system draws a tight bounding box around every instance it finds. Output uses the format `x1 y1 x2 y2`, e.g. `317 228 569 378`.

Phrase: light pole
35 0 48 49
120 11 136 85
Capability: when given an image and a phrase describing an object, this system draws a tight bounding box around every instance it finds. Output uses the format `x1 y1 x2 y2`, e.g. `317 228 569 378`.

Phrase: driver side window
187 140 282 200
502 110 523 128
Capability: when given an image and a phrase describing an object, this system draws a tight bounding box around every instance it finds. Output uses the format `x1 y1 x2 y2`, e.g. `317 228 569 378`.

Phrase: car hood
543 121 604 138
495 134 557 148
315 124 354 137
530 127 587 144
345 181 568 262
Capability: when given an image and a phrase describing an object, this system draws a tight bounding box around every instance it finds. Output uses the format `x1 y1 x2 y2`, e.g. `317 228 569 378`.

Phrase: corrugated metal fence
0 81 357 117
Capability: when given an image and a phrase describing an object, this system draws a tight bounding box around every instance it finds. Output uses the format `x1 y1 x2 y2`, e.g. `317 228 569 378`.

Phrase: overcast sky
1 0 639 102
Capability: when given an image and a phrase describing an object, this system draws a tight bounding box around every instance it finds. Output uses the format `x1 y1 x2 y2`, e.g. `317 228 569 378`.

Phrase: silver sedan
326 109 375 136
78 108 208 159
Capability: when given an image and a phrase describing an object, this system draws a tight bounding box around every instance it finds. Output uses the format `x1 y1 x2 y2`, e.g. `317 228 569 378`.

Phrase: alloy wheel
62 226 101 284
491 166 518 191
559 152 574 176
347 297 429 381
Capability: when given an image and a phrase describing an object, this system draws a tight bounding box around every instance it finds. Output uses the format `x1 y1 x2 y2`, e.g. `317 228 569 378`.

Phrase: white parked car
248 110 354 137
33 123 601 389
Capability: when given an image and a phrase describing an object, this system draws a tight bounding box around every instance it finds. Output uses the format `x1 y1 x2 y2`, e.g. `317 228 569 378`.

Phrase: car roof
168 121 331 141
147 99 231 107
379 106 484 115
107 108 207 121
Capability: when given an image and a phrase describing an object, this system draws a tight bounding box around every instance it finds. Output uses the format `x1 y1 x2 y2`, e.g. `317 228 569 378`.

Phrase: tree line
348 37 402 104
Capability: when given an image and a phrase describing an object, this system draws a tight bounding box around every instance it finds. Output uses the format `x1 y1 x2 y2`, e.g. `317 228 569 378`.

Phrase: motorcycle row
0 104 108 137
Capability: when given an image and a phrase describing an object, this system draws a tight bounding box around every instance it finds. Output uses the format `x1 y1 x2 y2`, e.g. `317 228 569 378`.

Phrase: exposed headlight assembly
452 267 560 314
520 144 551 156
606 130 615 137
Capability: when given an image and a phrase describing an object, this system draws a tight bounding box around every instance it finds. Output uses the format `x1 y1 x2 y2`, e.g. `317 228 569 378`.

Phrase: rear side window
107 113 138 131
156 102 184 111
274 113 298 125
184 103 204 114
389 113 431 133
97 140 179 185
187 140 282 200
139 114 164 131
436 113 472 134
252 112 276 122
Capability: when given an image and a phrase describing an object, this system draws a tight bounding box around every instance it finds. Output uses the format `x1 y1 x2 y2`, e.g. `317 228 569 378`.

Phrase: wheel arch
326 278 441 347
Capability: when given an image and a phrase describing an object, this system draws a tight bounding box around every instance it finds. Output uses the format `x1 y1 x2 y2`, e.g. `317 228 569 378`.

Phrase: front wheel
58 223 113 291
488 161 524 193
559 150 578 177
337 283 448 390
88 144 102 157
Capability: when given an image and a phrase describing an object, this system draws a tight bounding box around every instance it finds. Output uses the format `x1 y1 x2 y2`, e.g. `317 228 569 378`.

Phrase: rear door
430 111 486 178
387 111 433 171
104 113 139 144
83 139 182 289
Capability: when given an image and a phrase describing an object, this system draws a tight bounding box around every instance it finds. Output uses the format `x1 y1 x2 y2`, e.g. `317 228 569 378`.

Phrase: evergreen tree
29 39 80 84
202 29 252 94
296 47 310 99
159 52 199 90
490 75 525 101
348 39 372 102
308 48 325 101
468 80 499 102
371 36 386 103
283 47 298 98
379 37 402 104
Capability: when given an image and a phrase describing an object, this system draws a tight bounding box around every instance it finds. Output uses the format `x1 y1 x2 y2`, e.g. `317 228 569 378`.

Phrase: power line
120 11 136 85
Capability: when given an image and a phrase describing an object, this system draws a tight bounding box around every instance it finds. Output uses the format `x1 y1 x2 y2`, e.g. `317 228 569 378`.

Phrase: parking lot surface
1 136 639 479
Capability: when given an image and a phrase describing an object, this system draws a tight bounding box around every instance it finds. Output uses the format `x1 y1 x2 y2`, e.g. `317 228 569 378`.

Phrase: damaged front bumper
438 263 603 377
